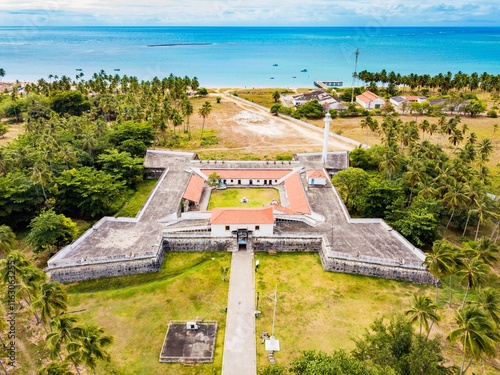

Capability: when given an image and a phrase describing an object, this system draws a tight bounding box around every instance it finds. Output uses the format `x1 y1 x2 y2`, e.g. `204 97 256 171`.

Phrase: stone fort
46 150 434 284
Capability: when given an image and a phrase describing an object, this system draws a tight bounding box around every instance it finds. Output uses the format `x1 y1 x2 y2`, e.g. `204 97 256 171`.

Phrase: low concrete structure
159 321 217 364
46 150 434 285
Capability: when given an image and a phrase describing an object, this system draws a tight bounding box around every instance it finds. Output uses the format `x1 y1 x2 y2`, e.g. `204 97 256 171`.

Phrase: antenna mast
350 48 359 103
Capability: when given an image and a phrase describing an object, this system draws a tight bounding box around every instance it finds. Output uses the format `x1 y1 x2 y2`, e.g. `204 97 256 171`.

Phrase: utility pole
350 49 360 103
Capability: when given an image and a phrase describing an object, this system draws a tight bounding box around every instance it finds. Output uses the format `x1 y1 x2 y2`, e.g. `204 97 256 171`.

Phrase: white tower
322 112 332 165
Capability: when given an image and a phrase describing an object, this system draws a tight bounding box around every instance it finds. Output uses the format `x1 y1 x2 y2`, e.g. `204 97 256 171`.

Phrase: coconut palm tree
181 98 193 138
198 101 212 141
442 179 470 229
47 315 83 374
476 288 500 326
37 361 72 375
424 240 457 303
405 293 440 337
463 237 499 266
457 256 489 309
0 68 5 82
67 324 113 375
0 225 16 255
448 306 498 375
32 282 68 330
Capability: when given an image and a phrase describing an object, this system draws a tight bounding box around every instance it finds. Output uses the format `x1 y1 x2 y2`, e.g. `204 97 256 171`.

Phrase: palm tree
198 101 212 141
0 68 5 82
33 282 68 329
423 240 457 303
37 361 72 375
272 90 280 102
181 98 193 138
457 256 488 308
476 288 500 326
469 194 498 241
463 237 499 266
0 225 16 255
47 315 83 374
67 324 113 375
448 306 498 375
405 294 440 337
442 179 470 229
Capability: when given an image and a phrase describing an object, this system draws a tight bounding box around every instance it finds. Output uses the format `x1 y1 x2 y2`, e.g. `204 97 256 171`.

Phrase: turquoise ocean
1 26 499 88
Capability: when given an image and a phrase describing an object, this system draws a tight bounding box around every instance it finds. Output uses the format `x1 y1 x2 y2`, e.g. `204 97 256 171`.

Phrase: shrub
487 109 497 118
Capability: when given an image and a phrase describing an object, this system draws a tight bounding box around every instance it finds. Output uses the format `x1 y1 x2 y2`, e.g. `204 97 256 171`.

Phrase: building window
274 180 278 183
257 179 260 182
231 180 233 182
225 226 230 231
255 225 260 230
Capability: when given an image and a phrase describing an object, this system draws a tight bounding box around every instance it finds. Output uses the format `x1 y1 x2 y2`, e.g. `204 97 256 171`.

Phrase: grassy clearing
254 253 430 367
254 253 499 373
115 179 159 218
207 188 280 210
230 88 294 108
66 251 231 375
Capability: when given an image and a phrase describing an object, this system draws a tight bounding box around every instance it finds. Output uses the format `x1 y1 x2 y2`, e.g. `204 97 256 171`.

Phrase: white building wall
221 179 277 186
211 223 274 237
308 177 327 186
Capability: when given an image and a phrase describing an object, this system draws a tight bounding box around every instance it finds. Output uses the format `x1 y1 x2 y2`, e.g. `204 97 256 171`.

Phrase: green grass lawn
115 179 159 218
66 252 231 375
254 253 432 368
207 188 280 210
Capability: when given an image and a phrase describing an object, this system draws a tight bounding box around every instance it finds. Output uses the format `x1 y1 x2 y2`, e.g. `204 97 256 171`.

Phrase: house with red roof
210 207 275 237
356 91 385 110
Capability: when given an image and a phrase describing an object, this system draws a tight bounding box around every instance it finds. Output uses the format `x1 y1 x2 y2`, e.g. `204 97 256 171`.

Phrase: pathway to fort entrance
222 250 257 375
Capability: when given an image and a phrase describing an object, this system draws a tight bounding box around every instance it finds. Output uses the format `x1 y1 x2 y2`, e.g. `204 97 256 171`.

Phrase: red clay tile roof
306 170 326 179
284 172 311 214
210 207 275 225
200 169 291 180
356 90 382 103
182 175 205 203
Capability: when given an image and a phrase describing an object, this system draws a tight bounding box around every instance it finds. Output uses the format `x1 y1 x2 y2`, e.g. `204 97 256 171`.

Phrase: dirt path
208 90 355 154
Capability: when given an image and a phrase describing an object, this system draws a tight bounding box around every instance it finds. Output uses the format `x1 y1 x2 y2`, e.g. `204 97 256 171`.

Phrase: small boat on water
300 68 308 72
75 68 82 71
292 76 296 78
270 77 275 79
114 68 120 71
273 63 278 66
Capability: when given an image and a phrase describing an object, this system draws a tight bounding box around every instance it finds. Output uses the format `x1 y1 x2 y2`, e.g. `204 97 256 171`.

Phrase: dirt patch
229 111 286 137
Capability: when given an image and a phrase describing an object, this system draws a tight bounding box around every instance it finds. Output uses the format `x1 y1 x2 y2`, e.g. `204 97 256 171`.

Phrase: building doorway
237 230 248 251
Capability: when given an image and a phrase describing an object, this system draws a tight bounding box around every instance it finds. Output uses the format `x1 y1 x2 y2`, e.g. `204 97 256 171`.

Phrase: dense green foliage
334 113 498 248
26 209 77 253
357 70 500 95
0 72 199 231
259 315 457 375
0 252 113 374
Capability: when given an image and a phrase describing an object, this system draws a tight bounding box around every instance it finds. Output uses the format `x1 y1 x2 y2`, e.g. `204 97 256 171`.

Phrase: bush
276 153 293 161
487 109 497 118
27 209 77 253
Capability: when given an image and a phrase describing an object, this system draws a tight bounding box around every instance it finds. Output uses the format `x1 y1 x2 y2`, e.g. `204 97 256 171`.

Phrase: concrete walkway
222 251 257 375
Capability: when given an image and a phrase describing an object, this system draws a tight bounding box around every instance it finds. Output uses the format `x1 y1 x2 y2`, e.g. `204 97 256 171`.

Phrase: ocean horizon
1 26 500 88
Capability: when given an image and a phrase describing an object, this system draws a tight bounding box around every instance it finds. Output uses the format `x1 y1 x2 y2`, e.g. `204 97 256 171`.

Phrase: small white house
306 170 327 186
210 207 275 237
356 91 385 110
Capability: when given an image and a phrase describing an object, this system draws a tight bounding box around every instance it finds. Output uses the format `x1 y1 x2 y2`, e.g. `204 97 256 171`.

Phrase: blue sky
0 1 498 26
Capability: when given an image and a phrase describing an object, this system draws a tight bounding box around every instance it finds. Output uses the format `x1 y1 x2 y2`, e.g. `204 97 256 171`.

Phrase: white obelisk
322 112 332 165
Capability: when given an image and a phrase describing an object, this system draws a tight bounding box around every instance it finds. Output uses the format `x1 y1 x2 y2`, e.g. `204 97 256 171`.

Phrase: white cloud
0 0 498 26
